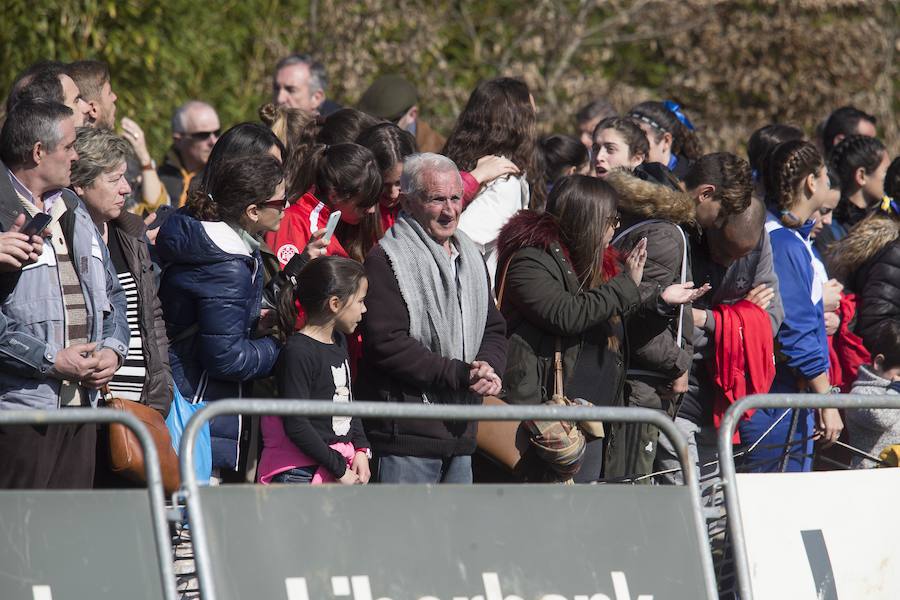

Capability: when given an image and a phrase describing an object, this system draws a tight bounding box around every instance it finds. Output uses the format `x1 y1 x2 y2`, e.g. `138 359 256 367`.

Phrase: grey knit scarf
379 211 489 364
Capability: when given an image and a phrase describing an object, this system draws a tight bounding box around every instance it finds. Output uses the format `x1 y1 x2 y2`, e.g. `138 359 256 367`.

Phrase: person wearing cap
357 74 445 154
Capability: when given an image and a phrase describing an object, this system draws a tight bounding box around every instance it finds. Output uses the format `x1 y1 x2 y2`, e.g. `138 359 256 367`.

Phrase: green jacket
500 240 644 407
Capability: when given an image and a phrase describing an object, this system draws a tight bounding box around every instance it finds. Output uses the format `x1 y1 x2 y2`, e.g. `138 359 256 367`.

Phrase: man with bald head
654 196 784 485
158 100 220 206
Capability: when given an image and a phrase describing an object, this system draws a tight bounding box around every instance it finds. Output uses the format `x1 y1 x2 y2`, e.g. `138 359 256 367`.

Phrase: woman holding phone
267 143 382 266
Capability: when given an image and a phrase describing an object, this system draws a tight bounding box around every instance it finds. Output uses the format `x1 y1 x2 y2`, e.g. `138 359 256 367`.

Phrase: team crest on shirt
277 244 299 265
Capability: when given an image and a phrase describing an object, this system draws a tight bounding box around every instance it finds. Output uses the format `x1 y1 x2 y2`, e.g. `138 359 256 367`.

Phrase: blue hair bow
663 100 695 131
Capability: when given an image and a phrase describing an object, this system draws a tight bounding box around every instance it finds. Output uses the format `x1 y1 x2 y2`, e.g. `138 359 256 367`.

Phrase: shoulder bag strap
495 258 511 309
553 337 564 398
674 224 688 349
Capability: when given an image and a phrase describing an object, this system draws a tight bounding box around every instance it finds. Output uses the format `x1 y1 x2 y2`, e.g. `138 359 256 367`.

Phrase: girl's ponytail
185 186 220 221
291 143 328 200
628 101 703 162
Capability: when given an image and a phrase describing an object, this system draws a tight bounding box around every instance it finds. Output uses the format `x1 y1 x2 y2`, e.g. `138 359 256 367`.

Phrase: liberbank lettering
284 572 654 600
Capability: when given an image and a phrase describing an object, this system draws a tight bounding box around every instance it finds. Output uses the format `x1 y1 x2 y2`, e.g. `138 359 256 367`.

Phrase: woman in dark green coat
496 175 705 481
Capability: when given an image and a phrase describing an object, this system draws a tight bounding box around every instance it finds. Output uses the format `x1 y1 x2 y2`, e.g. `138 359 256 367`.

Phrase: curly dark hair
764 140 824 228
442 77 545 210
684 152 753 218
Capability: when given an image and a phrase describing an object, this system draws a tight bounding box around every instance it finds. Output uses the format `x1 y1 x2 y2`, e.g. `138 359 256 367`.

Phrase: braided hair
829 135 887 199
764 140 824 228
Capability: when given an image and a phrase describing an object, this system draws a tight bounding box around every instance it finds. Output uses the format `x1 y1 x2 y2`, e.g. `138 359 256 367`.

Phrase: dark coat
109 213 174 416
156 210 280 470
157 147 190 207
826 214 899 347
496 211 644 408
603 169 697 418
358 244 507 458
857 239 900 346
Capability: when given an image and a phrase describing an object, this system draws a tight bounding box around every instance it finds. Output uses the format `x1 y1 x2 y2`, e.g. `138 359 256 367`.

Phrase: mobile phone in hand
323 210 341 242
21 212 52 237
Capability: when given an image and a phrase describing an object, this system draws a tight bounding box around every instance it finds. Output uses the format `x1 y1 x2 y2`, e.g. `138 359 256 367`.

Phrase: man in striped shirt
0 100 129 489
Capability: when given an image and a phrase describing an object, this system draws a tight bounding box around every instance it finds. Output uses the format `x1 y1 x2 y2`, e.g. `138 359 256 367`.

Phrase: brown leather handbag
475 258 605 476
103 386 181 495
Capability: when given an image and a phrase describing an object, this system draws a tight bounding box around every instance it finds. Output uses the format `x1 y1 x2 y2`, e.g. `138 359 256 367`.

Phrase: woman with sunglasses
156 154 286 479
495 175 699 482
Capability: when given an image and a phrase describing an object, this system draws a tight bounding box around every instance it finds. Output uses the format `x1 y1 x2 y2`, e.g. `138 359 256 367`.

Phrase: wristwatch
141 159 156 171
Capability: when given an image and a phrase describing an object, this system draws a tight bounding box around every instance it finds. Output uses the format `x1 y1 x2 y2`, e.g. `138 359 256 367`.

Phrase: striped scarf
17 193 89 407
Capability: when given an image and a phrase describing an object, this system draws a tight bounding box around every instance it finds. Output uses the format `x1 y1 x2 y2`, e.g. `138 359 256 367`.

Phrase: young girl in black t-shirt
258 256 371 485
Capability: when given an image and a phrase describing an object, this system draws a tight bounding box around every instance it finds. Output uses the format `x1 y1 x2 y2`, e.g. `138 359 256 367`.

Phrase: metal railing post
179 399 718 600
717 393 900 600
0 408 177 600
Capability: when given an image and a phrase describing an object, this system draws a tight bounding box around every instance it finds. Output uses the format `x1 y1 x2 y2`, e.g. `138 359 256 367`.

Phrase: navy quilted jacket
157 209 280 471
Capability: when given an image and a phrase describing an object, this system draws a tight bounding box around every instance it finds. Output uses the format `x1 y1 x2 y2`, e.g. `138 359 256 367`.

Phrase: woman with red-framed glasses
156 154 287 480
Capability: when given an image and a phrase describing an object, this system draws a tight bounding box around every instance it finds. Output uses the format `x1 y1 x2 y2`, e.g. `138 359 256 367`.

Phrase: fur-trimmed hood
496 209 620 281
497 210 562 263
604 169 696 226
826 215 900 283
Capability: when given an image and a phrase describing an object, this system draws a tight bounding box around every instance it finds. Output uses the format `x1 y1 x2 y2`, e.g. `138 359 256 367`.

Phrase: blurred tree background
1 0 897 160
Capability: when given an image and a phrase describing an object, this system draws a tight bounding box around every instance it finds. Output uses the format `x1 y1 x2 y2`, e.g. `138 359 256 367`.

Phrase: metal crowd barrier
0 408 177 600
717 393 900 600
178 399 719 600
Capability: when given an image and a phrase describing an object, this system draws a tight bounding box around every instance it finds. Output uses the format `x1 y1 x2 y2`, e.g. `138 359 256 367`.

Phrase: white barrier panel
736 468 900 599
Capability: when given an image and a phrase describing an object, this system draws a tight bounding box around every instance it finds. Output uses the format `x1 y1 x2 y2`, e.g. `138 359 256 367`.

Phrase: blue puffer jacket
156 209 280 471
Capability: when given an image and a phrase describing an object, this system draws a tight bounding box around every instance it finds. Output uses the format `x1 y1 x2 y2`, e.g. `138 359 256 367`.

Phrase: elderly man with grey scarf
358 153 507 483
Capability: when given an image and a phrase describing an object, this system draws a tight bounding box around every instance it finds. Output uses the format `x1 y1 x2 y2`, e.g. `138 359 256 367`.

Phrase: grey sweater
846 365 900 468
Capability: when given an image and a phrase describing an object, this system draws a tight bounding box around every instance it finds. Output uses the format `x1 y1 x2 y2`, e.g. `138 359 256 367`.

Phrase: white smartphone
323 210 341 242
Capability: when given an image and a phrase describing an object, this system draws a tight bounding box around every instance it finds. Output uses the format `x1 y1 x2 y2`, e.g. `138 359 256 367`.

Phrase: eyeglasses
185 129 221 141
607 213 621 229
257 198 287 212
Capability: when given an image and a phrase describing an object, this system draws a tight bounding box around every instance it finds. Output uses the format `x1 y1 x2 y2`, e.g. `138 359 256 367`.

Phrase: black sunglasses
185 129 221 141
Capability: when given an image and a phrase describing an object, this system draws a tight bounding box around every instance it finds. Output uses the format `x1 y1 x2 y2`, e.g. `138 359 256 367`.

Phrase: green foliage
1 0 896 159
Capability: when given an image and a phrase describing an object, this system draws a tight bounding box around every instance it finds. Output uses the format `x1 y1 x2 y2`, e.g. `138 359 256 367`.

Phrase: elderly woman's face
403 170 463 245
80 160 131 224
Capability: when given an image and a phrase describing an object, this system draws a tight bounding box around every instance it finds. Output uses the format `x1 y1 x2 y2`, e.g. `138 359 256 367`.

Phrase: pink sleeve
460 170 480 208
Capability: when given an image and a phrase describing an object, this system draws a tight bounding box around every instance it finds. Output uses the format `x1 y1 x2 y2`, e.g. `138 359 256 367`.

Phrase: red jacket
827 293 871 392
710 300 775 442
266 191 363 374
266 190 349 266
379 203 399 234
